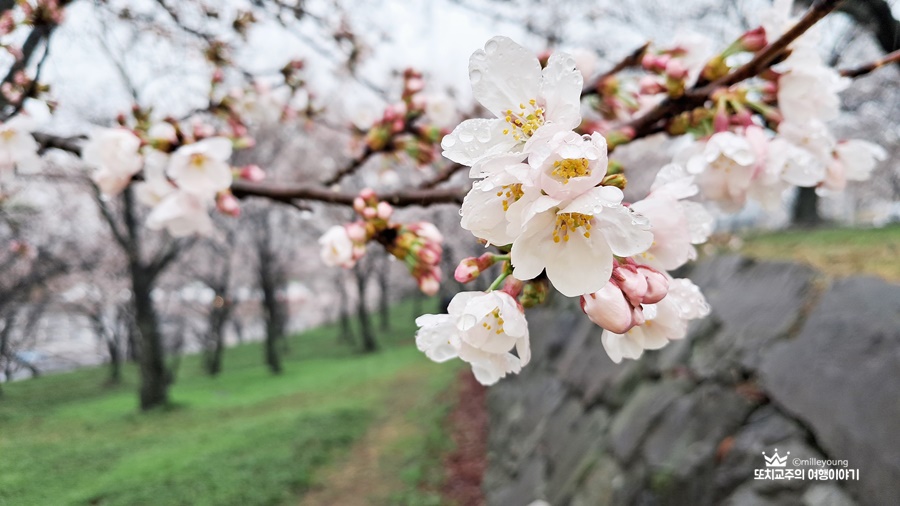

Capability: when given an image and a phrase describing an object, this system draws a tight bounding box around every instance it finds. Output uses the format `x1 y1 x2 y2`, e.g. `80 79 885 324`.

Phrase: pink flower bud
216 192 241 217
362 207 377 219
359 188 377 201
410 222 443 244
500 277 524 300
639 76 665 95
454 259 480 283
240 164 266 182
655 54 671 70
406 77 425 93
346 222 367 242
418 244 441 266
353 197 366 213
731 109 754 127
641 54 658 71
739 26 767 52
419 271 440 296
613 265 648 306
376 201 393 220
192 121 215 139
581 282 639 334
636 265 669 304
454 253 496 283
665 59 687 80
713 108 730 133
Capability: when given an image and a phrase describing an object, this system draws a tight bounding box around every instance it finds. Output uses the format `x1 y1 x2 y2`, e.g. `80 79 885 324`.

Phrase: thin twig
839 48 900 78
622 0 843 141
581 43 649 97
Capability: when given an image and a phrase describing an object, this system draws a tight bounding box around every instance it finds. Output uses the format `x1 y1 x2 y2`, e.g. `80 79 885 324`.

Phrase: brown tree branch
321 147 374 186
231 179 466 207
840 48 900 78
581 43 650 97
620 0 843 141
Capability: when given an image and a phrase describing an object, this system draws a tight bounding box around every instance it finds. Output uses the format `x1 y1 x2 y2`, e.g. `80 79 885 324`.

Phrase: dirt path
442 371 487 506
299 372 423 506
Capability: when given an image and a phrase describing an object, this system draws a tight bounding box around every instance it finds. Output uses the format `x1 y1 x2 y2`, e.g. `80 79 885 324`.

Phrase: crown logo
762 449 789 467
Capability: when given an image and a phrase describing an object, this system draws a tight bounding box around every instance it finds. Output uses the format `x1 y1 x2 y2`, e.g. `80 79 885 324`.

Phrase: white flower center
480 308 506 335
553 213 592 243
551 158 590 183
502 99 545 141
495 183 524 211
189 153 208 169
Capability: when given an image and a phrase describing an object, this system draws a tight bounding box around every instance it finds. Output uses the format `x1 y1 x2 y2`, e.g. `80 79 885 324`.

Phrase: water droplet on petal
458 314 477 331
459 131 474 142
443 136 456 148
476 128 491 143
485 40 499 54
470 69 483 84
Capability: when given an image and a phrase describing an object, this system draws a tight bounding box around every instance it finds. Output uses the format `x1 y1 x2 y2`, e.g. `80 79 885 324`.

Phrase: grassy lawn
0 298 461 506
738 224 900 281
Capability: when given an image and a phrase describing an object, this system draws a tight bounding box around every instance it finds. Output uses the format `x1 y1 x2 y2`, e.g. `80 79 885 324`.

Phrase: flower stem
488 271 509 291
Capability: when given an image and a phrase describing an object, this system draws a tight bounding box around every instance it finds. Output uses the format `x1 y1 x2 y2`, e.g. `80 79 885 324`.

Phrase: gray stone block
608 379 693 464
759 276 900 506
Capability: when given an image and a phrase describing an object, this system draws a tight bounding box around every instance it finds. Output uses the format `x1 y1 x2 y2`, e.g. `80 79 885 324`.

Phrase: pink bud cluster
580 262 668 334
360 69 451 165
390 222 444 295
324 189 443 295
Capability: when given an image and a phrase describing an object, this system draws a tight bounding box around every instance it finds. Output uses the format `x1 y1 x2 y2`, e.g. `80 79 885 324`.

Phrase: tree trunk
354 266 377 353
378 255 391 331
204 306 228 376
106 335 122 385
260 276 284 374
335 274 355 345
792 187 822 228
132 267 170 410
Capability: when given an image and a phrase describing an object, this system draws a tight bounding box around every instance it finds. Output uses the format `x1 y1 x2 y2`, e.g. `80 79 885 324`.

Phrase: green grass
0 297 460 506
738 225 900 281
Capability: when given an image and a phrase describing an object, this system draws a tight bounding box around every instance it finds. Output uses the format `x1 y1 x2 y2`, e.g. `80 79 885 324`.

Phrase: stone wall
484 256 900 506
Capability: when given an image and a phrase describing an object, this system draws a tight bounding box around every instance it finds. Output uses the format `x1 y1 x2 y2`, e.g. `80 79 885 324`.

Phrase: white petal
540 51 583 130
601 330 644 363
545 234 613 297
594 206 653 257
469 36 542 118
441 118 519 166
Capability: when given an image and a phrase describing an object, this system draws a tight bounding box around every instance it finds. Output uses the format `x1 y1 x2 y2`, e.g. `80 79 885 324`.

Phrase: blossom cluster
415 37 715 385
319 189 444 295
82 120 255 237
413 13 887 386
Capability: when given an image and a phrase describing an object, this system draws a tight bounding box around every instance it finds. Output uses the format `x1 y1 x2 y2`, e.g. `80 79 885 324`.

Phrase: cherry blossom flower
415 290 530 385
319 225 357 268
601 277 709 363
166 137 233 197
529 130 607 201
134 150 176 207
765 121 833 190
777 48 848 124
820 140 887 194
82 128 144 197
680 131 757 212
441 36 583 166
146 190 214 237
631 164 714 270
510 186 653 297
460 157 537 246
422 93 458 129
